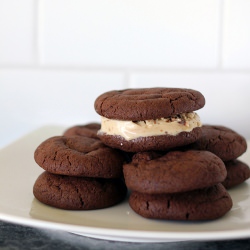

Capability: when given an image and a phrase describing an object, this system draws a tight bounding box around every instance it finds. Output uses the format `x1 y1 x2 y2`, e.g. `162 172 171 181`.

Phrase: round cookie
123 150 227 194
34 135 125 178
33 171 127 210
188 125 247 161
99 130 202 152
63 123 100 139
222 160 250 189
94 88 205 152
129 184 233 221
94 88 205 120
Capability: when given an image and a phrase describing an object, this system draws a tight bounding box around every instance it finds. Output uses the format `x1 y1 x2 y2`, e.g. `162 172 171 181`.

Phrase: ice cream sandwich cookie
94 88 205 152
33 171 127 210
34 136 125 178
129 184 232 221
123 150 227 194
189 125 247 161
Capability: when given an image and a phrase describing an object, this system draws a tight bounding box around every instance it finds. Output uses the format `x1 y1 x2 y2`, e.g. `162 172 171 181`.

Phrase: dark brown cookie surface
222 160 250 189
99 127 202 152
188 125 247 161
123 150 227 194
33 171 127 210
63 123 101 139
94 88 205 120
129 184 233 221
34 136 125 178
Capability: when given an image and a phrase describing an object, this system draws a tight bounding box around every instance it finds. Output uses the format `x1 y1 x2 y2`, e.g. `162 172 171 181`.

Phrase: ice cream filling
98 112 202 141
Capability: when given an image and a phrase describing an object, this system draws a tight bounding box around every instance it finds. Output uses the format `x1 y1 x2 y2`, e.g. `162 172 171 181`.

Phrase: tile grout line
217 0 225 70
0 65 249 74
33 0 39 66
36 0 44 66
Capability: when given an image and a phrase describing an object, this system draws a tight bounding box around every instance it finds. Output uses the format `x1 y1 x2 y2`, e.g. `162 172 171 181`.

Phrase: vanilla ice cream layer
99 112 202 141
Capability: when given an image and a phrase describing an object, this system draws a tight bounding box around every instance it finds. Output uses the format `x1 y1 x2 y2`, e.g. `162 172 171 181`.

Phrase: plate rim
1 210 250 242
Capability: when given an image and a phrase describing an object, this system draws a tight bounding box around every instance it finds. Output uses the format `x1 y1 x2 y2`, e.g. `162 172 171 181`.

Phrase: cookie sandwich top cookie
95 88 205 120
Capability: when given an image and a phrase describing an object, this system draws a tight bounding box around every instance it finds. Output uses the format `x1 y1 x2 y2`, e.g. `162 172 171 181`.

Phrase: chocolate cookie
34 136 125 178
188 125 247 161
33 171 127 210
222 160 250 189
94 88 205 152
94 88 205 120
129 184 232 221
63 123 100 139
123 150 227 194
99 129 202 152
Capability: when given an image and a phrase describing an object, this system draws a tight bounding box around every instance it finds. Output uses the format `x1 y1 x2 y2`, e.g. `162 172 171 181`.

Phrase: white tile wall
0 0 35 64
0 69 125 147
39 0 220 68
0 0 250 147
222 0 250 69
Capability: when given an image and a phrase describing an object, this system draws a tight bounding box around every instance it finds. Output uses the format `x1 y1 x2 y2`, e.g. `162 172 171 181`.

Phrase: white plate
0 126 250 242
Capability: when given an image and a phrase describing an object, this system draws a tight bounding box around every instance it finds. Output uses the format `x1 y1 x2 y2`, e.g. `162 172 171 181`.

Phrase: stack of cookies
33 135 127 210
33 87 249 221
186 125 249 189
93 88 248 220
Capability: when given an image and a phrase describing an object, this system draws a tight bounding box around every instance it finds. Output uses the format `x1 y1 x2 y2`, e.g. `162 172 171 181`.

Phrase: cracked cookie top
188 125 247 161
33 171 127 210
34 135 125 178
129 184 232 221
63 123 101 139
123 150 227 194
94 87 205 120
